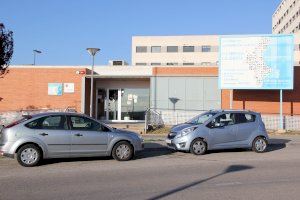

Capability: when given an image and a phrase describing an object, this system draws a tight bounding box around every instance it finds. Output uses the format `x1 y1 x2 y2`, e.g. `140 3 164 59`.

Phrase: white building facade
132 35 219 67
133 34 300 67
272 0 300 34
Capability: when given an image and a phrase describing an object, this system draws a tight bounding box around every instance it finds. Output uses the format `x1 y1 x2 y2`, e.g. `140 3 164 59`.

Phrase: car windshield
186 112 217 125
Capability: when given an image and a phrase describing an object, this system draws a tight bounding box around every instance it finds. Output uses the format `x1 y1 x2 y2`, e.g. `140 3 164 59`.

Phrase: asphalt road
0 136 300 200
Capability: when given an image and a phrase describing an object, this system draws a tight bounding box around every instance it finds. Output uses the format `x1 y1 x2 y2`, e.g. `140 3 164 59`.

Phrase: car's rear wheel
16 144 42 167
252 137 267 153
190 138 207 155
112 141 134 161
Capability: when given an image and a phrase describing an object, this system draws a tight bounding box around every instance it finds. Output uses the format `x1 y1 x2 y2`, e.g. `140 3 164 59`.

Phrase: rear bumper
1 153 15 158
0 142 14 156
0 151 14 158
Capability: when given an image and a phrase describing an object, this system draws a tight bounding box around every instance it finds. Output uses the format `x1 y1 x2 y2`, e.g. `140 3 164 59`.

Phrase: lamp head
33 50 42 54
86 48 100 56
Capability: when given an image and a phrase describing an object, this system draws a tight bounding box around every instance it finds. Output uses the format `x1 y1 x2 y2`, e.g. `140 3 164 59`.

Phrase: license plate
165 139 172 144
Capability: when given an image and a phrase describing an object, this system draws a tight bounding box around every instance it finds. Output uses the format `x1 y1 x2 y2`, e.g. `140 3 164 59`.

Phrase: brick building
1 34 299 122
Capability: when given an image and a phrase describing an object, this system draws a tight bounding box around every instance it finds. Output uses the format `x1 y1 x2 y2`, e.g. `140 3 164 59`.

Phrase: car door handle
74 133 83 137
39 133 48 136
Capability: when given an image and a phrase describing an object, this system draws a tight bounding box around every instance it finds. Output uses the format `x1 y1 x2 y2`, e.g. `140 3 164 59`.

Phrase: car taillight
5 121 20 128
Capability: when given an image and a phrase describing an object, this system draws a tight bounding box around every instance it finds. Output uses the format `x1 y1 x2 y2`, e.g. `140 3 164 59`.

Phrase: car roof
28 112 87 118
209 109 259 114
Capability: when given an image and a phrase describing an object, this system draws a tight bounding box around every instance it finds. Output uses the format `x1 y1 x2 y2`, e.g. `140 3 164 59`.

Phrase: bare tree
0 23 14 76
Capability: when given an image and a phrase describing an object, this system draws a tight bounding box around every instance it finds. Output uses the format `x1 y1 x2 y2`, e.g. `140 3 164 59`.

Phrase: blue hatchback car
166 110 269 155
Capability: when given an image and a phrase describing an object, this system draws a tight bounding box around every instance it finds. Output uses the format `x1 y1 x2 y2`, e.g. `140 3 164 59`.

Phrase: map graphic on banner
219 35 294 89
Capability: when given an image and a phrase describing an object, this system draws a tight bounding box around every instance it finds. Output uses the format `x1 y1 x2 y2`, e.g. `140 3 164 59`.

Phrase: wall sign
64 83 75 93
48 83 63 96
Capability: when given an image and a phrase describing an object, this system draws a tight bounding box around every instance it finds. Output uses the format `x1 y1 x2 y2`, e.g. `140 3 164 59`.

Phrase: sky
1 0 282 66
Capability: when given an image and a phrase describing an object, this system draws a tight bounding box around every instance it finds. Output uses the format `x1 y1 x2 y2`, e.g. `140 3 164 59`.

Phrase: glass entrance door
107 89 119 120
96 88 149 121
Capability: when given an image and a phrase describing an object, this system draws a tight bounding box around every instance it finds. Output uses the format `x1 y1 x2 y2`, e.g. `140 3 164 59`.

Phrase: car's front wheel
252 137 268 153
112 141 134 161
190 138 207 155
16 144 42 167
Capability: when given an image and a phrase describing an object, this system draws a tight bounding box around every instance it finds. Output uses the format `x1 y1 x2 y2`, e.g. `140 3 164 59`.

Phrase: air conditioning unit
108 60 128 66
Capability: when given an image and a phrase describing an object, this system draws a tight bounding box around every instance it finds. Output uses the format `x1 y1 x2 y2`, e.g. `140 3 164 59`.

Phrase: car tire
190 138 207 155
112 141 134 161
252 137 268 153
16 144 42 167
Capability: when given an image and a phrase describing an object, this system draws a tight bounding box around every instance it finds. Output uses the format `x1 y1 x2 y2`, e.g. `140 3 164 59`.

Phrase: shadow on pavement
146 164 254 200
39 142 173 166
205 138 291 154
135 142 174 160
267 138 291 152
40 156 111 166
38 139 290 166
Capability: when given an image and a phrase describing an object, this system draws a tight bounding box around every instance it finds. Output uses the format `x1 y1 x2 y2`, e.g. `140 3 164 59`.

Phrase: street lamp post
33 50 42 65
86 48 100 117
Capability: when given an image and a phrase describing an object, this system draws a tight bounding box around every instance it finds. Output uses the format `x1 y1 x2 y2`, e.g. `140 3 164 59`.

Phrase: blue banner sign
219 34 294 89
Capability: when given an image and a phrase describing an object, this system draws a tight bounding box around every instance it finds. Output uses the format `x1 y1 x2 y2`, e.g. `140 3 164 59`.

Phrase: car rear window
5 115 32 128
235 113 256 124
25 115 68 130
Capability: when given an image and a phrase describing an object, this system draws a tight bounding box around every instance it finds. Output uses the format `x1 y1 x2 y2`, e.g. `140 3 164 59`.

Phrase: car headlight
175 126 198 138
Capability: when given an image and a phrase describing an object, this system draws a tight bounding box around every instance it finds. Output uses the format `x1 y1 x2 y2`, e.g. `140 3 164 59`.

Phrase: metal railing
145 108 164 133
145 108 300 131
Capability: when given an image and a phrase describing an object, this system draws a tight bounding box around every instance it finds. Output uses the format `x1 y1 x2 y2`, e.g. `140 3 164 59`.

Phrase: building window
151 46 161 53
201 62 212 66
112 61 124 66
136 46 147 53
151 63 161 66
136 63 147 66
183 46 194 52
183 63 194 66
201 46 211 52
166 63 178 66
167 46 178 52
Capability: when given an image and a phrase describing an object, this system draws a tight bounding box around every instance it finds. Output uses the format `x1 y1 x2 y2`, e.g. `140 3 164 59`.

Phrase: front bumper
165 137 190 151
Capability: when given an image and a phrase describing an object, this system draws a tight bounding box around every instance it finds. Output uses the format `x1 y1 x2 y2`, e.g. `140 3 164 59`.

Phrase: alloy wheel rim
193 141 206 154
116 144 130 159
255 138 267 152
20 148 38 164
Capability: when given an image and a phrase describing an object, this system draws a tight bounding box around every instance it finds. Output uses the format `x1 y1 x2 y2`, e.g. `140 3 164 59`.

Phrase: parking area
0 135 300 200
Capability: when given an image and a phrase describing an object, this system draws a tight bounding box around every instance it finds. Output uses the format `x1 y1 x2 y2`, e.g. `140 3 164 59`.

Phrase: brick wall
0 67 86 112
1 66 300 115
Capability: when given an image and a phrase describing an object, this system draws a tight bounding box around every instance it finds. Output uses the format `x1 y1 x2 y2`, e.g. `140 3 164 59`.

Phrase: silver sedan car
166 110 269 155
0 112 144 167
